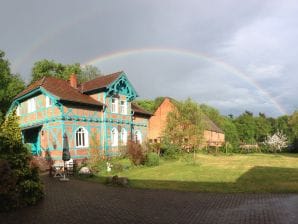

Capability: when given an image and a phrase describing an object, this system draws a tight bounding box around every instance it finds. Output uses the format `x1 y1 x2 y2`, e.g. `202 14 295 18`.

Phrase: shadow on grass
87 166 298 193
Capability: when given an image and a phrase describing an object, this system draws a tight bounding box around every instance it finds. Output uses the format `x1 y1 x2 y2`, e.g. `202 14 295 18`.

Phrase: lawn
90 153 298 193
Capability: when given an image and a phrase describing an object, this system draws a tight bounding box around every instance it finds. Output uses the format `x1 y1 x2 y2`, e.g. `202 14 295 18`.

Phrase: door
23 127 41 155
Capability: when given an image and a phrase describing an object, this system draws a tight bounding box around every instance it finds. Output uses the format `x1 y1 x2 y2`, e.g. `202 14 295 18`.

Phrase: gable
105 72 138 101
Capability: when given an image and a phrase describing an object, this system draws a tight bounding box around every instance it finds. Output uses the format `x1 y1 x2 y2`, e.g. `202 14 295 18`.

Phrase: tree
0 50 25 124
289 111 298 151
234 111 256 144
263 131 288 153
134 99 156 113
289 111 298 137
31 59 101 83
0 111 43 211
254 113 272 142
80 65 102 82
221 116 240 148
164 98 205 150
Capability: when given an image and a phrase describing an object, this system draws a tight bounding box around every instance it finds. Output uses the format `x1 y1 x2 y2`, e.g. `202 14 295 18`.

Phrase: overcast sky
1 0 297 117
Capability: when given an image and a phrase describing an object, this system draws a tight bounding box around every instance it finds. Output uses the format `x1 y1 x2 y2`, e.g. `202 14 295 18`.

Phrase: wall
18 93 61 128
148 98 174 141
148 98 225 146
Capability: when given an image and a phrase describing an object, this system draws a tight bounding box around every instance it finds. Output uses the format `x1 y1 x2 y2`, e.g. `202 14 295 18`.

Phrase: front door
23 127 41 155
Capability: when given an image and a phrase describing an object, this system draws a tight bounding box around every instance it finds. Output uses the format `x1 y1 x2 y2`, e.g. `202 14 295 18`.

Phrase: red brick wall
148 98 174 140
148 98 225 146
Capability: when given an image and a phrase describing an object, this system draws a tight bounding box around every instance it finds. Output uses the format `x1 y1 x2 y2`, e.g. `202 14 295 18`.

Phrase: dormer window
28 98 36 113
46 96 52 107
120 100 127 114
111 98 118 113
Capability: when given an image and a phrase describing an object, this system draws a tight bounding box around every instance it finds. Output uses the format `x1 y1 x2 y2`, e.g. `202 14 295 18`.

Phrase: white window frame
121 128 128 145
28 98 36 113
135 130 142 144
120 100 127 115
16 105 20 116
111 98 118 113
46 96 52 107
111 128 118 146
75 127 89 148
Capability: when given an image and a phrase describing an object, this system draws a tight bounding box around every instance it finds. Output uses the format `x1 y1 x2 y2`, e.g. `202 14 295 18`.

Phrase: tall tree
80 65 102 82
254 113 272 142
164 98 205 150
234 111 256 144
31 59 101 83
0 50 25 123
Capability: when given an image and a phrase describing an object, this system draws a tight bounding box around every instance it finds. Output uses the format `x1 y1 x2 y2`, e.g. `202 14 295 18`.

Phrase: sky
1 0 297 117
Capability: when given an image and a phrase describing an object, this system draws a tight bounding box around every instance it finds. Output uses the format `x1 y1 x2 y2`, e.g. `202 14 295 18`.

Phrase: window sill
75 146 89 149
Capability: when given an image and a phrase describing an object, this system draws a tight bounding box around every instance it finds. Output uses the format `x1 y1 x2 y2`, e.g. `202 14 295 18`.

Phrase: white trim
120 100 127 115
75 127 89 148
27 97 36 113
121 128 128 145
135 130 142 144
46 96 52 107
111 98 118 113
16 105 20 116
111 127 118 146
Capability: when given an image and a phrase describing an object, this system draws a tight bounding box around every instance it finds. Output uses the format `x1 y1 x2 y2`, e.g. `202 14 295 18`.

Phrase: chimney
69 74 77 89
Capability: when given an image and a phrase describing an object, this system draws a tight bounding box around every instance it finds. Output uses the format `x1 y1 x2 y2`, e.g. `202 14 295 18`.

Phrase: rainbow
83 47 287 115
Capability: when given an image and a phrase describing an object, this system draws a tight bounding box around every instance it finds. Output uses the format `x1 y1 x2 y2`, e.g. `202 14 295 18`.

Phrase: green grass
91 153 298 193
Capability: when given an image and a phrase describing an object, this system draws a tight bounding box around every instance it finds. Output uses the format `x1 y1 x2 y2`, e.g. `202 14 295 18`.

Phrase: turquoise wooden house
9 71 151 160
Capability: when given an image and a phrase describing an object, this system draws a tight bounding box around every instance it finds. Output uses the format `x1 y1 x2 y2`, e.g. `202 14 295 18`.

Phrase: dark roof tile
15 77 103 107
80 71 122 93
131 103 152 116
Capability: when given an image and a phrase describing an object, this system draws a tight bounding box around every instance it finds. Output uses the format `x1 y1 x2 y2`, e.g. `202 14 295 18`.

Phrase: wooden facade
9 72 151 160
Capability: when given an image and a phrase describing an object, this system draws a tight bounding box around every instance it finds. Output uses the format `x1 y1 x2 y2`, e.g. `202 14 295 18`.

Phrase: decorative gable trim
106 72 138 101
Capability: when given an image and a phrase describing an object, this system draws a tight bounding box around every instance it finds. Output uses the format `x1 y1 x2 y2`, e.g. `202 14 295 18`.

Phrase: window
120 128 127 145
46 96 52 107
111 128 118 146
111 98 118 113
28 98 36 113
135 130 142 144
120 100 127 114
75 127 89 148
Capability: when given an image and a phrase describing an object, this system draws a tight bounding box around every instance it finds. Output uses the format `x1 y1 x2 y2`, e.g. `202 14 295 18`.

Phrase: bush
145 152 159 167
0 113 44 211
127 141 145 165
0 159 18 211
160 141 180 160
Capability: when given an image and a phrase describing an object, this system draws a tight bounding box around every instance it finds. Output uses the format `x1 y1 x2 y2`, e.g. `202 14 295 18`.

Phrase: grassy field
90 153 298 193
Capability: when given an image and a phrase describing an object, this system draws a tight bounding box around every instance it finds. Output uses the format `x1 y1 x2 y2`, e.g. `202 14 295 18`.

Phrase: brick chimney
69 74 77 89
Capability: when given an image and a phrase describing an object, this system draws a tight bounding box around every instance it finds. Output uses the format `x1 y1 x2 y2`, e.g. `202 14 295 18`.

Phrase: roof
80 71 122 93
15 76 103 107
131 102 152 116
203 114 224 133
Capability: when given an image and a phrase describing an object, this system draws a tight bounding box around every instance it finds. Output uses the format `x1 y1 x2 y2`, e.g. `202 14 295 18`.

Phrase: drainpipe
131 109 135 141
102 93 107 155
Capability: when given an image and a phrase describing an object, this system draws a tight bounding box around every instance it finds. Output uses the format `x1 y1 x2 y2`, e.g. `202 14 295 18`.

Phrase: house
9 71 151 160
148 98 225 147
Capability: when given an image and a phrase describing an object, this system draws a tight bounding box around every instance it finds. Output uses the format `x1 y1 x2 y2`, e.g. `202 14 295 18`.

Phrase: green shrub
145 152 159 167
0 113 44 211
0 159 18 211
160 142 180 160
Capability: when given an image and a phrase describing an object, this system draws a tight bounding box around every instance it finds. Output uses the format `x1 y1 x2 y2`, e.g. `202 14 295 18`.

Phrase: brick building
148 98 225 147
